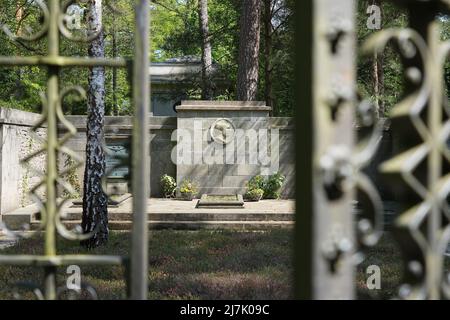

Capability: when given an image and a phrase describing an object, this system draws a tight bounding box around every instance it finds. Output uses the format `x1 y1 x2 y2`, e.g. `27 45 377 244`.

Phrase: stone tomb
175 101 275 196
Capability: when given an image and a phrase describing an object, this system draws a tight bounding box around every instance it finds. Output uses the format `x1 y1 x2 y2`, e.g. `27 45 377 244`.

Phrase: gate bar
295 0 357 299
131 0 150 300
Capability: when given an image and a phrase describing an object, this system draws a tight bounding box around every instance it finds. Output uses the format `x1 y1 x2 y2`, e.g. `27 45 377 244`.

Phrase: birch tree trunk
81 0 108 248
198 0 213 100
236 0 261 101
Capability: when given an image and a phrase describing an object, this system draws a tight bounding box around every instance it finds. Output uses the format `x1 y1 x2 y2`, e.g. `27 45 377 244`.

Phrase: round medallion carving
210 118 236 144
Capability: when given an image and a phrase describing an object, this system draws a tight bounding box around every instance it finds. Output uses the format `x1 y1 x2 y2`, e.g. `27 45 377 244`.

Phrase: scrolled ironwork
0 0 149 300
362 0 450 300
58 0 102 43
58 0 125 43
353 95 385 249
1 0 50 42
54 86 96 241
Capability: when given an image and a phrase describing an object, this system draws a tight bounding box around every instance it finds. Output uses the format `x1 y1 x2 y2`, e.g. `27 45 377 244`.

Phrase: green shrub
160 174 177 198
246 175 266 191
244 188 264 201
179 178 199 199
245 173 286 200
264 173 286 199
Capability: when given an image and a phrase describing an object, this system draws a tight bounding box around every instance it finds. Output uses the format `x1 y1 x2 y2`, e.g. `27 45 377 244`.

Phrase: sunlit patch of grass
0 230 425 299
0 230 293 299
356 233 404 299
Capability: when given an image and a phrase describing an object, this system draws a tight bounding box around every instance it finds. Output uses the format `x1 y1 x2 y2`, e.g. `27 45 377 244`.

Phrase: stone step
30 220 294 231
59 211 294 222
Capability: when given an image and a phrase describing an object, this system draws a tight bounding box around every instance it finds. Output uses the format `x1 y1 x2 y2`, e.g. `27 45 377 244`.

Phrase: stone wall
0 106 404 217
176 101 295 198
0 105 298 215
0 108 47 214
59 115 177 198
275 118 295 198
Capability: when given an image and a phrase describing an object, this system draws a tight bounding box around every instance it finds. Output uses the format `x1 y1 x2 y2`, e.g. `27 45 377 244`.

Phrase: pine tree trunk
236 0 261 101
198 0 213 100
81 0 108 248
14 0 25 99
263 0 274 113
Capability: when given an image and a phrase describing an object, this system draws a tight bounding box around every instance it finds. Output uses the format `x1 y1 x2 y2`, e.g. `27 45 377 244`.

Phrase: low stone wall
1 106 405 218
59 115 177 198
0 106 298 216
0 108 47 214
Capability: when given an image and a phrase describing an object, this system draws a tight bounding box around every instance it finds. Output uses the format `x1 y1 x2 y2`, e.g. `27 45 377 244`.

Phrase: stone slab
1 203 39 230
196 194 244 209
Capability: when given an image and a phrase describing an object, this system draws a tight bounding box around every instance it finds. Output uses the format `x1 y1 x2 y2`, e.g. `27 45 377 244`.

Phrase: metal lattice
363 0 450 300
295 0 385 299
296 0 449 300
0 0 448 302
0 0 149 300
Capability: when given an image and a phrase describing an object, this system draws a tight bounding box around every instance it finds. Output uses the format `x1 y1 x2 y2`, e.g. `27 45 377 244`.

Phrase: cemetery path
3 198 296 231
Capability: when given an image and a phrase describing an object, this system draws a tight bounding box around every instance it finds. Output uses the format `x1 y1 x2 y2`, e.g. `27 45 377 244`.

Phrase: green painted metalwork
296 0 449 300
295 0 384 299
0 0 447 301
363 0 450 300
131 0 150 300
0 0 149 300
296 0 450 299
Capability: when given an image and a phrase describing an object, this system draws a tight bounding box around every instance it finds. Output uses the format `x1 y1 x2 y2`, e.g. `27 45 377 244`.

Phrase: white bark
81 0 108 248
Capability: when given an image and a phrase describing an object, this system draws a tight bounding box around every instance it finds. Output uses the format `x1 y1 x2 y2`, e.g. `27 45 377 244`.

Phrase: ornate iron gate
0 0 149 300
295 0 450 300
0 0 448 301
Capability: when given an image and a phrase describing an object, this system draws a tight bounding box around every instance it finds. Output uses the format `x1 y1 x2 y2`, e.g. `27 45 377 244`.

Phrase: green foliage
160 174 177 198
246 175 266 191
357 1 409 116
259 0 295 116
0 0 135 114
5 0 444 119
244 188 264 201
0 0 296 115
179 178 198 196
245 173 286 200
264 173 286 199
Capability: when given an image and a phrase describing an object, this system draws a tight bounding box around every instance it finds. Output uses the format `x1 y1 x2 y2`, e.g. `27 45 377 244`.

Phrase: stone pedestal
175 101 272 196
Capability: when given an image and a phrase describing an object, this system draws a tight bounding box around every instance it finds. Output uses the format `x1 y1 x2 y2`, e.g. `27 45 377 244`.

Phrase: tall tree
198 0 213 100
81 0 109 248
14 0 25 99
263 0 274 110
236 0 261 101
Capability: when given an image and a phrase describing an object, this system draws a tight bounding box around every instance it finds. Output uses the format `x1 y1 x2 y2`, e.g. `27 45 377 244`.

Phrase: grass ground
0 230 441 299
0 230 293 300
